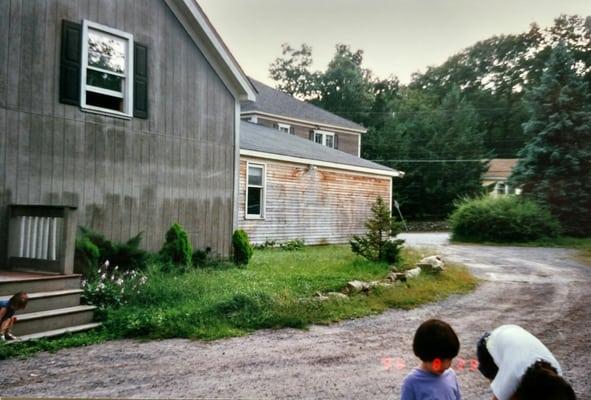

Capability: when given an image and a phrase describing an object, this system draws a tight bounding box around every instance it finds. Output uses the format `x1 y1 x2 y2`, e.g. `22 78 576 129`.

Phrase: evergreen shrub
232 229 253 266
449 196 561 243
159 223 193 271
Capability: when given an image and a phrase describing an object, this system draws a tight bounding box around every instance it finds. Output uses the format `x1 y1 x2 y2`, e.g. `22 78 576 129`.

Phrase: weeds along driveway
1 233 590 399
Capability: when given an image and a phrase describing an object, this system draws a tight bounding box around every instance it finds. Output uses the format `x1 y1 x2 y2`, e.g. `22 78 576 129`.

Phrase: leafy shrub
74 227 149 278
280 239 305 251
351 196 405 263
159 223 193 271
232 229 253 266
82 263 148 319
449 196 561 242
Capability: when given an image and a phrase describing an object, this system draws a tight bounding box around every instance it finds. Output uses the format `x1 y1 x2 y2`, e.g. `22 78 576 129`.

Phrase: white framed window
314 130 335 148
80 20 134 117
277 123 291 133
246 162 266 219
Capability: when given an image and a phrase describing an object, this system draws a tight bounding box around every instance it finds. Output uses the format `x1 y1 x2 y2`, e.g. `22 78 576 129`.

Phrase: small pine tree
232 229 253 266
510 44 591 237
159 223 193 270
351 196 404 262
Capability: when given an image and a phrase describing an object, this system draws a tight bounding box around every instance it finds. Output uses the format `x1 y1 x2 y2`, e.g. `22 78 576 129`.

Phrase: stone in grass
417 255 445 274
327 292 348 299
346 280 371 293
405 267 422 279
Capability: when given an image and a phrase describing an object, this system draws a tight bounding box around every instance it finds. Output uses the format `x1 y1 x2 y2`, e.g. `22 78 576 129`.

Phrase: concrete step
10 305 97 336
0 274 82 296
6 322 102 343
0 289 83 314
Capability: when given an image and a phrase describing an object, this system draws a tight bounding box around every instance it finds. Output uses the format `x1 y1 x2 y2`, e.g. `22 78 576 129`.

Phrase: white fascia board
240 149 403 178
240 111 367 134
166 0 256 101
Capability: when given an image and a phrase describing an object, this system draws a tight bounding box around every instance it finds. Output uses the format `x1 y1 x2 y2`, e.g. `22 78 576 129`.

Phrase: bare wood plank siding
0 0 237 265
254 116 361 157
238 157 391 245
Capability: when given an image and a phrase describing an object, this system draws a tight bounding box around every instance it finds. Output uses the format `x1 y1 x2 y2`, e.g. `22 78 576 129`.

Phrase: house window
277 123 291 133
246 163 265 218
81 20 133 117
314 130 335 148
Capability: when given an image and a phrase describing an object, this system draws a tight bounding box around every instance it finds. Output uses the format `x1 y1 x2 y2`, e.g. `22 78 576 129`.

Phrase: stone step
10 305 97 336
6 322 102 343
0 274 82 296
0 289 83 314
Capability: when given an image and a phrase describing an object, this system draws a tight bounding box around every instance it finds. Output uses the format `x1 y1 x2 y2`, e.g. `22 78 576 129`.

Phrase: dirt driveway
1 233 590 399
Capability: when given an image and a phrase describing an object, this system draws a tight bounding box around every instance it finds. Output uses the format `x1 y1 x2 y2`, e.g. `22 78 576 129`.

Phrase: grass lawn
1 245 477 359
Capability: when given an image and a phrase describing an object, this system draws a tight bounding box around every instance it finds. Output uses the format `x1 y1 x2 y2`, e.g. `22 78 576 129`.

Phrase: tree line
268 15 591 235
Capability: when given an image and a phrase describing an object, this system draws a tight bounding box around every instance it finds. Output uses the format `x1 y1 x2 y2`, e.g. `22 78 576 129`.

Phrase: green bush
159 223 193 271
192 247 211 267
74 227 149 278
232 229 253 266
449 196 561 242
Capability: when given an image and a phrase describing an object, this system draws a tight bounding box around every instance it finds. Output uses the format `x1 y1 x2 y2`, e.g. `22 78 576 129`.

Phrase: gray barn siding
238 157 391 245
0 0 237 265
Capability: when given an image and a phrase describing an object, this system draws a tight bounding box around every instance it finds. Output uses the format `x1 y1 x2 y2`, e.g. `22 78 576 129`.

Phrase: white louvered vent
15 216 62 260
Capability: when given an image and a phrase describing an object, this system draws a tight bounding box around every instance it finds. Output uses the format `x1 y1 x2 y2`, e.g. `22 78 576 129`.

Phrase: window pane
86 69 123 92
248 166 263 186
88 29 126 73
247 187 262 215
325 135 334 148
86 91 123 112
315 133 323 144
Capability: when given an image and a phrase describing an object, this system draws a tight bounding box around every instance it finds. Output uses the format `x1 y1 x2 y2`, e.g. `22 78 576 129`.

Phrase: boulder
327 292 348 299
417 255 445 274
346 280 370 293
405 267 422 279
386 272 408 282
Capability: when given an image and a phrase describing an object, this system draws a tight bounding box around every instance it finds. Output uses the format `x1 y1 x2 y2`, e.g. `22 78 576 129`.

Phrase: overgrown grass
0 245 477 359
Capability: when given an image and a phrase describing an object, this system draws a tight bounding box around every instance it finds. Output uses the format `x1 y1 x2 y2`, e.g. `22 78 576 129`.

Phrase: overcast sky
199 0 591 86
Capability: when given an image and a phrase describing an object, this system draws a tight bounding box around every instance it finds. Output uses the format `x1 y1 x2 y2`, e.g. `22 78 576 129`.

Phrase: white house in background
482 159 522 197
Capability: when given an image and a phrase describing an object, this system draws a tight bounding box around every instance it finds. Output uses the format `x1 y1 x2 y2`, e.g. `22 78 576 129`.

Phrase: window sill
244 215 265 220
80 105 132 120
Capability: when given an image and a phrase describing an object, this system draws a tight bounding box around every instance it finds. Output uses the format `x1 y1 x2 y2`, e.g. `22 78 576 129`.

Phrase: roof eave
240 149 404 178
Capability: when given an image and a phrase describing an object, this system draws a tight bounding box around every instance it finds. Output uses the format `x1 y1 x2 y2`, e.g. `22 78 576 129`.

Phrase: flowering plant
82 260 148 316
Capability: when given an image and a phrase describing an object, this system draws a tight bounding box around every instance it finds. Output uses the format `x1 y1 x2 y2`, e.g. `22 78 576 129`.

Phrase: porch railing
6 205 77 275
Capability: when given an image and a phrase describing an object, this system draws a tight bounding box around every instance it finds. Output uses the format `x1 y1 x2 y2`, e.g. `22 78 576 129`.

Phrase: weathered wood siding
253 116 361 157
0 0 237 264
238 157 391 244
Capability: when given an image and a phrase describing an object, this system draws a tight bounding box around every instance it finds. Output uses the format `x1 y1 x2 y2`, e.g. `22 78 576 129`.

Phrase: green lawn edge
1 245 478 360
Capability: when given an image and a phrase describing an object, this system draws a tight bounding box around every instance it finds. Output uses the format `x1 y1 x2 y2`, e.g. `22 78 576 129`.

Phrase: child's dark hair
413 319 460 361
9 292 28 309
513 361 576 400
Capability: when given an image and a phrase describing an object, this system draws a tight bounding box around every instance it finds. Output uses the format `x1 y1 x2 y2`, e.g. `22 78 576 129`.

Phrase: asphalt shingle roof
241 78 367 132
240 121 400 175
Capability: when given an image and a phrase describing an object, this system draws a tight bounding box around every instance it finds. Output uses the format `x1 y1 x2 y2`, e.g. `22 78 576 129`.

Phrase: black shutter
59 20 82 106
133 43 148 119
289 126 295 135
309 130 314 141
334 134 339 149
272 122 278 130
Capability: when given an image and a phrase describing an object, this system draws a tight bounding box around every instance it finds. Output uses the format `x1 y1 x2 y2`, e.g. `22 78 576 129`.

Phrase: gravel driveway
1 233 590 399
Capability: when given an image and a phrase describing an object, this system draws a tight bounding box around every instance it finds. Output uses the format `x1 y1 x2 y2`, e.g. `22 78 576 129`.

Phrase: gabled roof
240 121 402 177
241 78 367 133
483 159 519 180
165 0 256 101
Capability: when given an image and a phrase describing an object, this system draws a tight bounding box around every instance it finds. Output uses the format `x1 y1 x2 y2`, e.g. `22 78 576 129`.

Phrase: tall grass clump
449 196 561 243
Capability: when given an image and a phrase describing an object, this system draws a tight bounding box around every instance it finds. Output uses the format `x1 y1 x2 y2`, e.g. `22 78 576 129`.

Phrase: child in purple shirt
401 319 462 400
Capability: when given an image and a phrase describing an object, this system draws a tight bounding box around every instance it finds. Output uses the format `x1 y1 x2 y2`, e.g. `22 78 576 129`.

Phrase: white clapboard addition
17 216 61 260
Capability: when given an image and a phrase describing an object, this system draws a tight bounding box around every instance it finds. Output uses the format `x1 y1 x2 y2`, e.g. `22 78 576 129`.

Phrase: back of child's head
9 292 28 310
413 319 460 361
513 361 576 400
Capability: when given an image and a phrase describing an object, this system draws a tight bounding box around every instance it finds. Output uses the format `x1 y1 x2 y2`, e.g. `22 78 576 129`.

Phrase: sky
199 0 591 86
